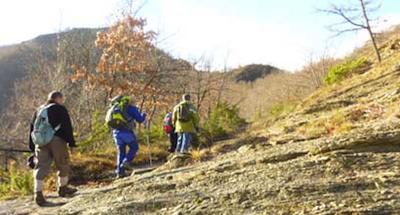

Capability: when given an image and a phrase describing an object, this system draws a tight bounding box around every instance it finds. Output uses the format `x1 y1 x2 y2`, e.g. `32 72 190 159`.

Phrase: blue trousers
176 132 192 153
113 133 139 175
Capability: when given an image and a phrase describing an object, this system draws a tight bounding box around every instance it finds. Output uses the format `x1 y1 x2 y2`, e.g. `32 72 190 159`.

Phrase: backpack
31 104 61 147
163 112 174 134
105 97 131 129
177 103 191 122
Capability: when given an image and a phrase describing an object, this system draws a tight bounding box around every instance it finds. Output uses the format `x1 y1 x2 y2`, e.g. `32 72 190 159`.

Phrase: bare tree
320 0 382 62
300 50 338 89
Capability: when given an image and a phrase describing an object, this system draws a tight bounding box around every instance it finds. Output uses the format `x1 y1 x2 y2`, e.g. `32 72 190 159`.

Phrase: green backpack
105 96 130 129
31 104 61 147
177 103 192 122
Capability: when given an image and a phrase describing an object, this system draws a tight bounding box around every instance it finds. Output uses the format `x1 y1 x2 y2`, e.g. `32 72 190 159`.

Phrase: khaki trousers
34 136 70 180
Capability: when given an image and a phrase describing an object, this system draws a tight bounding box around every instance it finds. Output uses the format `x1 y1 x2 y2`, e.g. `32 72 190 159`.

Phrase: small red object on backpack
163 112 174 134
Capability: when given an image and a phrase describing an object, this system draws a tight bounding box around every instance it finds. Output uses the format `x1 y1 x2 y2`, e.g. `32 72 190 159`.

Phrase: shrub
324 57 370 85
78 110 114 153
0 166 33 200
200 102 246 146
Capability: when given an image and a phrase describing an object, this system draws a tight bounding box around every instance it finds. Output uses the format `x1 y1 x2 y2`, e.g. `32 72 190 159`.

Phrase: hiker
163 112 178 152
29 91 77 206
172 94 200 154
106 95 146 178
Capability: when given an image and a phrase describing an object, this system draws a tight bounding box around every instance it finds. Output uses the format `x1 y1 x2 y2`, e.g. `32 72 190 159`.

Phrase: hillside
231 64 282 83
0 28 94 112
0 28 192 114
2 29 400 214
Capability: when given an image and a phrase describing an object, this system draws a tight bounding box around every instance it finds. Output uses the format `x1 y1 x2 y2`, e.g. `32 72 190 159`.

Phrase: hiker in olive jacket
29 91 77 206
172 94 200 153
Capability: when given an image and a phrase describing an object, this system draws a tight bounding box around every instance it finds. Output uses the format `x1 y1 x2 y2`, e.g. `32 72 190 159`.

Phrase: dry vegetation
223 54 337 122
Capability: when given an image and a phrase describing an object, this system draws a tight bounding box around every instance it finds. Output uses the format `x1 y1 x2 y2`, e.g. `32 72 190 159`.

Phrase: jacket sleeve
128 106 147 123
29 111 37 152
192 108 200 129
64 108 76 147
172 106 177 126
61 107 76 147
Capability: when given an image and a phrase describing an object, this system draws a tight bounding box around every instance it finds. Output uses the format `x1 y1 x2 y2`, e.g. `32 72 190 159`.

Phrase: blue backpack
31 104 61 147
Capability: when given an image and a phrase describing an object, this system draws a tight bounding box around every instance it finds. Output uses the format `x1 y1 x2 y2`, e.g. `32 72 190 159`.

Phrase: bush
78 110 113 153
200 102 246 146
0 166 33 200
324 57 370 85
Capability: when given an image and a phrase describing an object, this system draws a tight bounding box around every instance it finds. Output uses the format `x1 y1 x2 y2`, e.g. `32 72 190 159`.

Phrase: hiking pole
0 147 32 153
145 120 153 167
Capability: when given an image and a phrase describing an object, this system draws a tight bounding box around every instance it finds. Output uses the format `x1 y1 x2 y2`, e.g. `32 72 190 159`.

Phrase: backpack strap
39 103 62 131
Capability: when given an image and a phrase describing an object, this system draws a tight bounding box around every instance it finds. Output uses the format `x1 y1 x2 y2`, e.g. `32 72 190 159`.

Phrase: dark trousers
169 132 178 152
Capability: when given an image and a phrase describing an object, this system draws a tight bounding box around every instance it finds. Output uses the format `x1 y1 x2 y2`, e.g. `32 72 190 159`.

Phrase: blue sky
1 0 399 70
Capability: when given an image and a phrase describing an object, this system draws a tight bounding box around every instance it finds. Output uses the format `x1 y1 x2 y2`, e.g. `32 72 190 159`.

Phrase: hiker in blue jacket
109 96 147 178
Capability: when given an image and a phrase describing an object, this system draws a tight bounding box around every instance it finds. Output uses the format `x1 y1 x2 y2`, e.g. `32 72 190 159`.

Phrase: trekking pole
145 121 153 166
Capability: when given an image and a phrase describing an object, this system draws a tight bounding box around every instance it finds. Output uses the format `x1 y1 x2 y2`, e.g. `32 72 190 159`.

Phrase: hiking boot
123 162 135 170
177 152 191 157
34 191 46 206
116 172 127 179
58 185 78 197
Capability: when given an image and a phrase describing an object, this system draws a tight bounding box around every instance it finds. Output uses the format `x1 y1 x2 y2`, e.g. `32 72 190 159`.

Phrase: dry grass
297 110 356 138
135 142 170 164
191 148 212 162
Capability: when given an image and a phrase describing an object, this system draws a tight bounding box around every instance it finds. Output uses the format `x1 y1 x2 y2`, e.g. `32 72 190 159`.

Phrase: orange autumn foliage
71 15 170 113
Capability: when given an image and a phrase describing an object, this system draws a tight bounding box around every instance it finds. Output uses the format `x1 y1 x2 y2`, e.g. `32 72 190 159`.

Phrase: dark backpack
163 112 174 134
177 103 191 122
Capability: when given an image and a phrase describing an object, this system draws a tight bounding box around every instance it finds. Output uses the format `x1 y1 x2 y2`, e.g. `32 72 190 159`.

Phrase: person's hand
143 119 151 129
69 142 77 154
69 147 74 154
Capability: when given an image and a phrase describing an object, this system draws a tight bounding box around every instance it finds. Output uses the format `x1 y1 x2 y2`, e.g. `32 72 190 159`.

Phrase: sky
1 0 400 71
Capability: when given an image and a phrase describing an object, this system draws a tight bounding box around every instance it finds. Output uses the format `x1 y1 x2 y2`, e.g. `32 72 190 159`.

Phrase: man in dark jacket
29 91 77 206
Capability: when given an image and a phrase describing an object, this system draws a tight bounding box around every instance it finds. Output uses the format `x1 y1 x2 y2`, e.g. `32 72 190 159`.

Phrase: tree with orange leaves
72 15 163 115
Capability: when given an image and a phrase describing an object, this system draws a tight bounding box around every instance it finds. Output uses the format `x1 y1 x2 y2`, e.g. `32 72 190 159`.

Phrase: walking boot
58 185 78 197
34 191 46 206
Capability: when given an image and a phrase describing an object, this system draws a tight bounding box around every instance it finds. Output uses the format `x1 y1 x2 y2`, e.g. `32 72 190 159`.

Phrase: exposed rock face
4 119 400 214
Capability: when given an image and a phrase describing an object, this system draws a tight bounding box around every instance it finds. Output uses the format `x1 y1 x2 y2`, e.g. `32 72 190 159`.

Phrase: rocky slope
4 121 400 214
2 31 400 215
